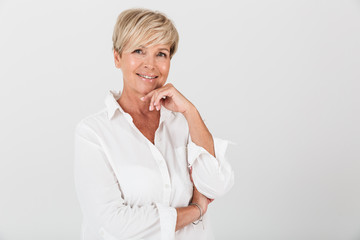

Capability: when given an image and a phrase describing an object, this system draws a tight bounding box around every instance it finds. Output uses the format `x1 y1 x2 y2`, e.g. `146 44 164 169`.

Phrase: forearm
175 205 200 231
183 104 215 157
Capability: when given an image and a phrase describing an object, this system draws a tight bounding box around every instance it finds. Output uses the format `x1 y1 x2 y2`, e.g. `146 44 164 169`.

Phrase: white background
0 0 359 239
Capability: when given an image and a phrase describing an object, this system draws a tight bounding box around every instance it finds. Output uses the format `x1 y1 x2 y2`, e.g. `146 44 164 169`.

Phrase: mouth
136 73 158 80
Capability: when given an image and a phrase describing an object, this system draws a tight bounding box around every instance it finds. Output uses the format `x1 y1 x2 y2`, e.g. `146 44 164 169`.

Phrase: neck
117 88 158 117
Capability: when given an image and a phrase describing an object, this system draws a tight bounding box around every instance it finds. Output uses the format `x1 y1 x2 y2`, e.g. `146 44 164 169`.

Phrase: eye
133 49 143 54
157 52 167 57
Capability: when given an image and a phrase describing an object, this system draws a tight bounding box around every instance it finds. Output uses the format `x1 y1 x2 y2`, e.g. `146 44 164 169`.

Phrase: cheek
159 62 170 76
122 60 139 76
128 59 139 70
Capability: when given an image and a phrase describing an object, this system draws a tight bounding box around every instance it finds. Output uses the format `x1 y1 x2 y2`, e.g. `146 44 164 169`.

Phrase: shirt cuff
187 136 235 199
155 203 177 240
187 136 233 167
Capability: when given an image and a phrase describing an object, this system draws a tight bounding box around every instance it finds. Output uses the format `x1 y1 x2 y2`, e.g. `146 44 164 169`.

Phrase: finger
140 90 155 102
153 89 170 110
154 95 166 110
158 98 165 109
154 92 162 111
150 91 159 111
160 97 166 104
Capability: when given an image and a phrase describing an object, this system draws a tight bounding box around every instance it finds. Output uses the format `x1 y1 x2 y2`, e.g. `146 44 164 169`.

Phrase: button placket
123 108 172 204
147 142 172 205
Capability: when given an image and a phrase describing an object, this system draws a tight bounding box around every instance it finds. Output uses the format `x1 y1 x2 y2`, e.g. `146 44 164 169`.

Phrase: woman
74 8 234 240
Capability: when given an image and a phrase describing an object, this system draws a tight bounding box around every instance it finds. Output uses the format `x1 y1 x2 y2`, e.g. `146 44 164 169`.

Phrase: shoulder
75 108 108 136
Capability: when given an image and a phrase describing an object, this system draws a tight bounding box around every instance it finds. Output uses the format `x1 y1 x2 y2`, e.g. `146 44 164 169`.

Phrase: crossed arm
176 104 215 231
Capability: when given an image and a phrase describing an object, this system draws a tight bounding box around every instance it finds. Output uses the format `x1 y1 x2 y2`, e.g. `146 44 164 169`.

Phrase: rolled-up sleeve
74 122 177 240
187 135 235 199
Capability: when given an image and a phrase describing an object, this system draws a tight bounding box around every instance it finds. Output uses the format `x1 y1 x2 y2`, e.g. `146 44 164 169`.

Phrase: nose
144 55 155 70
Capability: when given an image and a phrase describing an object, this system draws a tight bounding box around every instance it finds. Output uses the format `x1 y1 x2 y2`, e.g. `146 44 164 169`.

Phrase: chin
136 85 156 95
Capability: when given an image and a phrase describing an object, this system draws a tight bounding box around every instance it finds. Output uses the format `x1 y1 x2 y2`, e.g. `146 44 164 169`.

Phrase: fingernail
140 97 144 101
149 105 152 111
156 106 159 111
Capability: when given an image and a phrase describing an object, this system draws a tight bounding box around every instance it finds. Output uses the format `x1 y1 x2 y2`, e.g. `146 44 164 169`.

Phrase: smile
136 73 158 79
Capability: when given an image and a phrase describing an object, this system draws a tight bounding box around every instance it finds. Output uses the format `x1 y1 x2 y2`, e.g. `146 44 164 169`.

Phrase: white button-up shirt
74 90 234 240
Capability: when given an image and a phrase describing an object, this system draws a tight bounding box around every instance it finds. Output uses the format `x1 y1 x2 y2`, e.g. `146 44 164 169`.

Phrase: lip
136 73 158 82
136 73 158 78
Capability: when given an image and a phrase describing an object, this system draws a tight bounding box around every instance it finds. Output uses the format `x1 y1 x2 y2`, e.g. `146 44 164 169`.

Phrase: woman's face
114 44 171 95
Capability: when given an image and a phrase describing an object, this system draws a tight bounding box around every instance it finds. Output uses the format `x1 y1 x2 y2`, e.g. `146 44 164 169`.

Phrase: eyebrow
158 48 170 53
138 45 170 53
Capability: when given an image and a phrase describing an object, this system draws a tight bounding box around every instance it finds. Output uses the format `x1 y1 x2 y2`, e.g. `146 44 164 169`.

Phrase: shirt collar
105 89 175 122
105 89 125 120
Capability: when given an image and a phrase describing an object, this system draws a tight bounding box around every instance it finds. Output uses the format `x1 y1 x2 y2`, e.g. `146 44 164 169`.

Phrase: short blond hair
112 8 179 59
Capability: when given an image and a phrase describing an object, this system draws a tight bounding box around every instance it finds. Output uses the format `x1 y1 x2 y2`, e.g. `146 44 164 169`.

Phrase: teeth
138 73 156 79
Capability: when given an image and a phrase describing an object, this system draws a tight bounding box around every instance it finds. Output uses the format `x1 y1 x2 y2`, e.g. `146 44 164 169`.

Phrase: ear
113 50 122 69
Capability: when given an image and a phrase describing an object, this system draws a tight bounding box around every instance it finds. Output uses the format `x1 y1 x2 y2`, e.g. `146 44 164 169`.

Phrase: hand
189 167 214 215
140 83 194 114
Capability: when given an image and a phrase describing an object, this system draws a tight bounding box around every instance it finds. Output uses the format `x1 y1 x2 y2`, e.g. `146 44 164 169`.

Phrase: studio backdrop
0 0 359 239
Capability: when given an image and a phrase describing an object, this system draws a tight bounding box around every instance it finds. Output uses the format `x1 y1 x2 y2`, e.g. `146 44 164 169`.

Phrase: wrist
189 204 201 219
182 103 197 119
189 202 203 224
